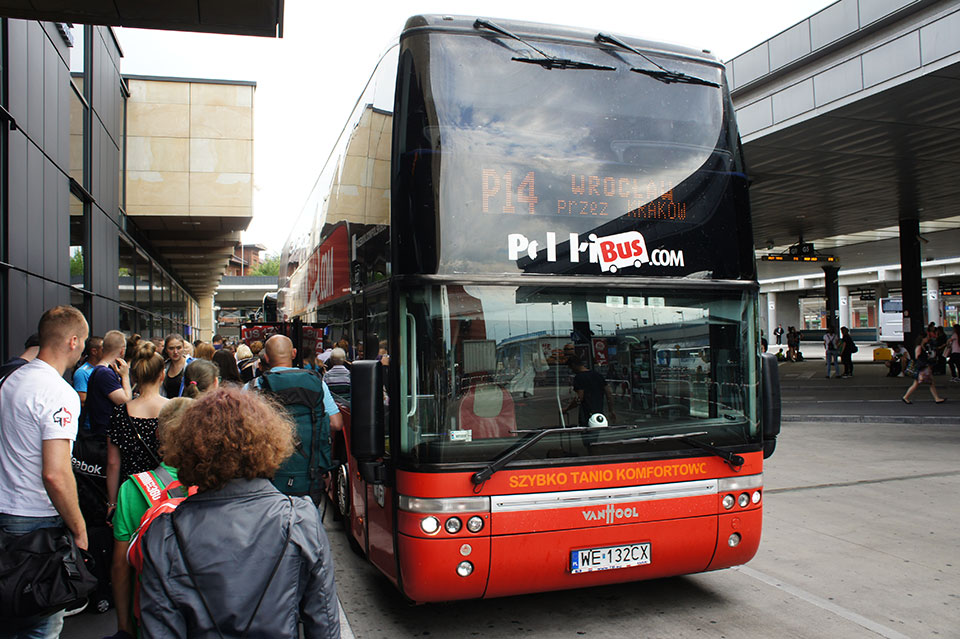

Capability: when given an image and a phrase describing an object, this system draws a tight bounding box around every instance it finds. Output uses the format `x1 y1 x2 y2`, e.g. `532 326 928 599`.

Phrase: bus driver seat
456 341 517 439
458 382 516 439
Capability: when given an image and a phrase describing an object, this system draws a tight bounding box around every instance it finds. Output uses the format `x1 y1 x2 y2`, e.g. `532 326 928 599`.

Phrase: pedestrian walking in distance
902 335 946 404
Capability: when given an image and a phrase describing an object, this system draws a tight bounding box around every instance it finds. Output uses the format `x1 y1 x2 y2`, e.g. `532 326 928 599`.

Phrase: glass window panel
71 289 88 319
119 88 127 209
118 237 135 306
69 84 85 186
69 25 84 76
151 264 164 325
134 250 151 308
800 298 825 331
69 192 85 289
119 306 134 333
161 275 171 319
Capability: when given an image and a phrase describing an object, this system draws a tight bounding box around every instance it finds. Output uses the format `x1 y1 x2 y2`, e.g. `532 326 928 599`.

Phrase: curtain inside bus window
398 285 759 465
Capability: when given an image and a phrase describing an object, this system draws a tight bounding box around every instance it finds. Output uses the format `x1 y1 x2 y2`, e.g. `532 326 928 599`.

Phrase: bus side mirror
350 360 385 482
760 351 781 458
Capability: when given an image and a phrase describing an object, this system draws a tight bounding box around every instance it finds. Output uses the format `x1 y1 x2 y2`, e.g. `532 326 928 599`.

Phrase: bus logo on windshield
596 231 648 273
507 231 683 272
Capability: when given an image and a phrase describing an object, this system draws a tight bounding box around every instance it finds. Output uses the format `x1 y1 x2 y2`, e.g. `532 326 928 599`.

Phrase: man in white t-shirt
0 305 89 637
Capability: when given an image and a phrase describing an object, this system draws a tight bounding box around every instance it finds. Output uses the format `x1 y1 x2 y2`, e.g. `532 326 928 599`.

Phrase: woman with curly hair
137 387 340 639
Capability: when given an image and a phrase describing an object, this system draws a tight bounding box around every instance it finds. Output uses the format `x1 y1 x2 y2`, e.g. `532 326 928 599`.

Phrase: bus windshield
396 31 751 279
398 284 759 465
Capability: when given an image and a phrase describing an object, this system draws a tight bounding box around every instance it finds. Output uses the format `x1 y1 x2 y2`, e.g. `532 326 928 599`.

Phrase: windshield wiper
475 19 615 71
471 425 638 485
630 68 720 87
592 431 744 468
595 32 719 88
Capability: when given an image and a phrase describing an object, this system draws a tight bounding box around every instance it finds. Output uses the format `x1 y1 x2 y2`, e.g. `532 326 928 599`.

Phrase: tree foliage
250 252 280 277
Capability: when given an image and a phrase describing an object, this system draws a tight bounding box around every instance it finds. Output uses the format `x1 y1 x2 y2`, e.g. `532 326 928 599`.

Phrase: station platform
777 343 958 424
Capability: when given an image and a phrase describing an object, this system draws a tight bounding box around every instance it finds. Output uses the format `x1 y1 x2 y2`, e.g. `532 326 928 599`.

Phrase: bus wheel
335 463 365 557
335 463 350 521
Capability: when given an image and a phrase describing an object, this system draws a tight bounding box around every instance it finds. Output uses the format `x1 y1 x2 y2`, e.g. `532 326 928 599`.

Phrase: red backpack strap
131 470 167 507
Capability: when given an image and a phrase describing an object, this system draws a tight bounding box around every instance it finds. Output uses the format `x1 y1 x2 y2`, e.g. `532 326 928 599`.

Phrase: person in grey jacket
138 387 340 639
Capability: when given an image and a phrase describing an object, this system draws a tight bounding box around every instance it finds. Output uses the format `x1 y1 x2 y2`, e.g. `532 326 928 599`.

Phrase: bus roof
401 14 720 67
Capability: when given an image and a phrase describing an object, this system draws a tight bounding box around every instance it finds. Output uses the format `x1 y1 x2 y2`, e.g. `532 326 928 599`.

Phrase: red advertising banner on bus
307 224 351 309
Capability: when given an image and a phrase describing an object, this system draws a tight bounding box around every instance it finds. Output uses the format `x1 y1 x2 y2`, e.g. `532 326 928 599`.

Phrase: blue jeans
825 350 839 377
0 514 67 639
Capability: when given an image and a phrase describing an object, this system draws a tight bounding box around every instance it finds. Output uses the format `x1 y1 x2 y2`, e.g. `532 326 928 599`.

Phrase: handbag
0 526 97 618
903 360 917 378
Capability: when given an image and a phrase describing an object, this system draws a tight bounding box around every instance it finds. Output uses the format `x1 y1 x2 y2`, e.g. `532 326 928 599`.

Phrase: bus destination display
481 168 687 221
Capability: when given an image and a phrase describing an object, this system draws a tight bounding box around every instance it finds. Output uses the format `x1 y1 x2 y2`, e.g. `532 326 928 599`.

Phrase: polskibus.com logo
508 231 684 273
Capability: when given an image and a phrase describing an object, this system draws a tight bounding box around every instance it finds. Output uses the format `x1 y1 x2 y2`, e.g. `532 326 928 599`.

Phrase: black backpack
259 369 332 499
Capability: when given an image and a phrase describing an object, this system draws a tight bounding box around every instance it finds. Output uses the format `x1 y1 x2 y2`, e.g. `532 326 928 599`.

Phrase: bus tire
335 463 350 522
609 264 618 274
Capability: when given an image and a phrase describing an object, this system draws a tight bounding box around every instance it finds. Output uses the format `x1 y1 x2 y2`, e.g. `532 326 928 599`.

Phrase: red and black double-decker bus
278 15 780 603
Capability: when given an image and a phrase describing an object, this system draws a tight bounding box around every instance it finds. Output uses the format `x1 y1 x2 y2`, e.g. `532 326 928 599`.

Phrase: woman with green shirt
108 398 194 639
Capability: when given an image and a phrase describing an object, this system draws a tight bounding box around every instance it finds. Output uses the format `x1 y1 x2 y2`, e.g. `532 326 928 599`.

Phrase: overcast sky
113 0 836 254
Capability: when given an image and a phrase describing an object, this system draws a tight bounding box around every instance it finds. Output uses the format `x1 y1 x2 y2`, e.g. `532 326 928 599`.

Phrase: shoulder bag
0 526 97 618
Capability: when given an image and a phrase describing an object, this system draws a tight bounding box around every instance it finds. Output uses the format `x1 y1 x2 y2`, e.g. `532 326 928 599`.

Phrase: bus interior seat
327 383 352 400
458 380 517 439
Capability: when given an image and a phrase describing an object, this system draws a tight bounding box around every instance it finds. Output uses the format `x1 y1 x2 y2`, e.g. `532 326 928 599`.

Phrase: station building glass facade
0 19 205 359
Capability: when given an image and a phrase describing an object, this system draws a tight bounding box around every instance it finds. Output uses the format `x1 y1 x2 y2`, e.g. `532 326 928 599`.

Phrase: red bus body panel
333 402 764 602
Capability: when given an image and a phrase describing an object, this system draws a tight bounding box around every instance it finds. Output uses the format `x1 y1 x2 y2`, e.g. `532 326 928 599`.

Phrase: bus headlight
445 517 462 534
752 490 761 504
420 516 440 535
722 495 735 510
456 561 474 577
728 533 741 547
738 493 750 508
467 516 484 533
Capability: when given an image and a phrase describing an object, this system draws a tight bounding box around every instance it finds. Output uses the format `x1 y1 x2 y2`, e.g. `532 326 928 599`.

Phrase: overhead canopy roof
744 60 960 259
729 0 960 285
0 0 283 37
135 217 250 299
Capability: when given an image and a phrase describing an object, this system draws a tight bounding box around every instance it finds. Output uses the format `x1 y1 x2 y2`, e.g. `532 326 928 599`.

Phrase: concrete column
198 294 216 342
822 266 839 331
839 285 851 329
926 277 940 327
898 217 923 344
766 292 777 345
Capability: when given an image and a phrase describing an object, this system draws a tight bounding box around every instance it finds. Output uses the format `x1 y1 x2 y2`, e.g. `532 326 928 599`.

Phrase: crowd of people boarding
0 306 351 639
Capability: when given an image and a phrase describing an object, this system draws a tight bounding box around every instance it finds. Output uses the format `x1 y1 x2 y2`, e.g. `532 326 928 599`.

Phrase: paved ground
62 350 960 638
778 343 959 423
319 418 960 639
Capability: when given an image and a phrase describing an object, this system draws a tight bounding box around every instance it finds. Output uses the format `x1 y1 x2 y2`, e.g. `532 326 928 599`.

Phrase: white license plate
570 542 651 574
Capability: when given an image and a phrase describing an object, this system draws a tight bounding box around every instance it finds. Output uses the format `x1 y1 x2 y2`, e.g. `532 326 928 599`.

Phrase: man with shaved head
247 334 342 505
264 334 296 368
246 335 342 431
